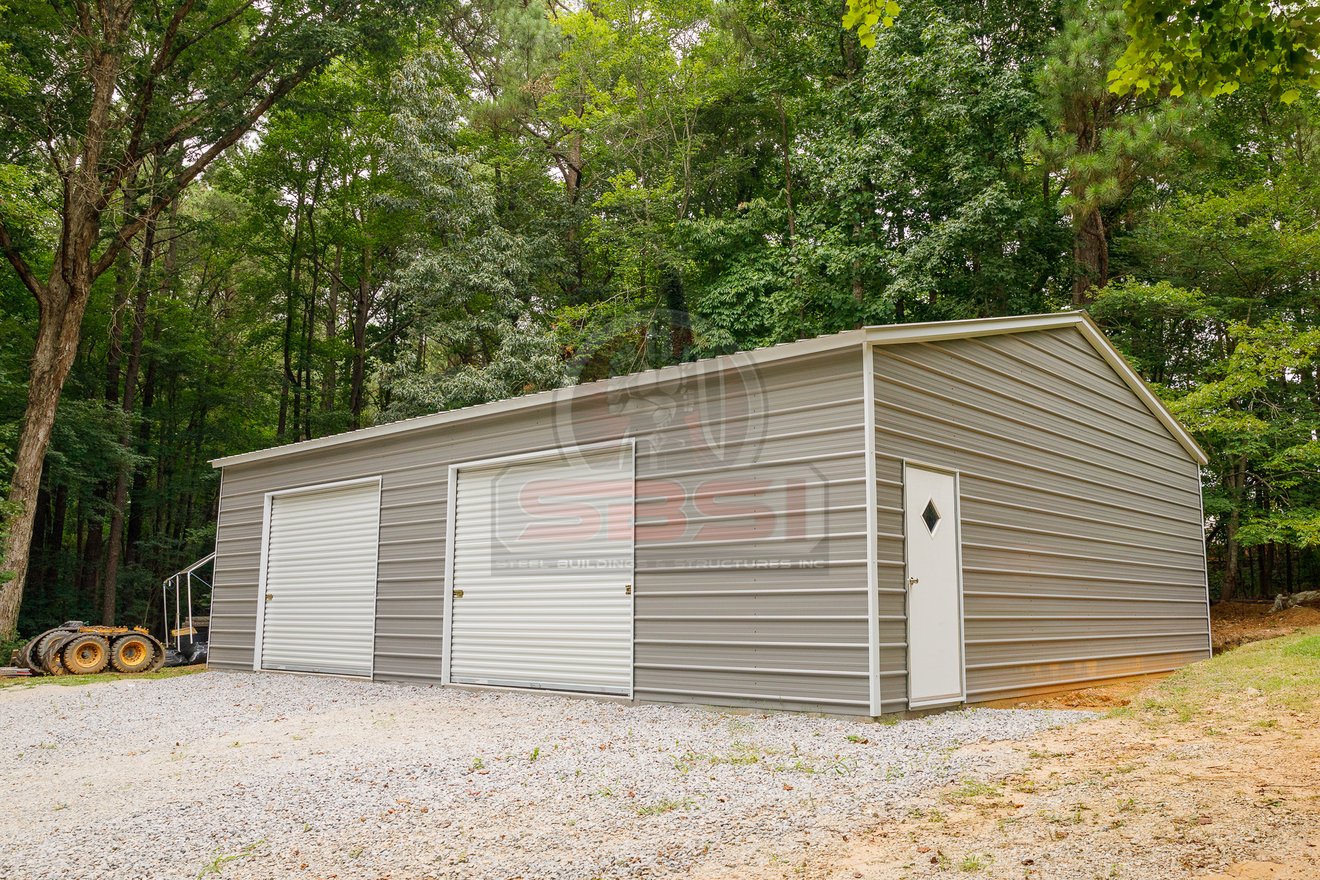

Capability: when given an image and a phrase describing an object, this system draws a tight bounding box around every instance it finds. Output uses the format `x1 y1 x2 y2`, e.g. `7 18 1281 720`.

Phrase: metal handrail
161 552 216 651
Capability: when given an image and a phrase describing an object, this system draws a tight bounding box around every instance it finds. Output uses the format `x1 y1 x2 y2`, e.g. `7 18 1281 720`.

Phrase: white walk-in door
448 445 634 695
903 464 965 708
259 480 381 676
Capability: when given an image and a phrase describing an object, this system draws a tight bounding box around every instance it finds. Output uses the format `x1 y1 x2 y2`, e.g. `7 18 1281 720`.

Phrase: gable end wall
872 326 1210 709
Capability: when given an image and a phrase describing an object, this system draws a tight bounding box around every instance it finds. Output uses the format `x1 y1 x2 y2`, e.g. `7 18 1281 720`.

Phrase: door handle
265 593 273 602
625 584 632 595
453 589 464 599
907 577 919 587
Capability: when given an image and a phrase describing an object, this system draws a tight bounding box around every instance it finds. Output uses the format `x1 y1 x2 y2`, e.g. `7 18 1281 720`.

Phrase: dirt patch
1211 601 1320 652
995 605 1320 712
989 675 1172 711
698 629 1320 880
703 713 1320 880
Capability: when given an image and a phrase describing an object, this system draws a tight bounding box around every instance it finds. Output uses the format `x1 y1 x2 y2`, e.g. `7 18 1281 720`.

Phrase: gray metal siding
210 349 870 713
873 327 1210 709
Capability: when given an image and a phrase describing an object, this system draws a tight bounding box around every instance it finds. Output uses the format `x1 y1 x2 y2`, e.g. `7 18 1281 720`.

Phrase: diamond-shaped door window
921 499 941 534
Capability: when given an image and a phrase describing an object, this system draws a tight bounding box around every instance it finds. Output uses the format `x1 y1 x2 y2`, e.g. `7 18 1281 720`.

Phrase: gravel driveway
0 671 1089 879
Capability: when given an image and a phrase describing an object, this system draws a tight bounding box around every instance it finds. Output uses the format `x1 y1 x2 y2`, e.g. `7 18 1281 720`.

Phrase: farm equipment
18 552 214 677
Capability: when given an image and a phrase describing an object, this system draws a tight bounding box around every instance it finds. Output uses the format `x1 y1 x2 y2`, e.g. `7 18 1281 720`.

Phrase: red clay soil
1004 601 1320 711
1212 601 1320 653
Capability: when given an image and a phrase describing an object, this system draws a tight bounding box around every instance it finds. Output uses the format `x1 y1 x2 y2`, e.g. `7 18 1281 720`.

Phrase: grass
635 797 694 817
0 664 204 690
672 741 769 773
958 853 991 872
1133 628 1320 722
196 840 265 878
943 779 1002 804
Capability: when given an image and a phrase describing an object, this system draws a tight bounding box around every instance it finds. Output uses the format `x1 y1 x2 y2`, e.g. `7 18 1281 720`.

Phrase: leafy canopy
842 0 901 47
1108 0 1320 102
846 0 1320 103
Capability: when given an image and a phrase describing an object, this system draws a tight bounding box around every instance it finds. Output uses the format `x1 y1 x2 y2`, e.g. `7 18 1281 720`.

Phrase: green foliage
843 0 903 46
1109 0 1320 102
1091 85 1320 592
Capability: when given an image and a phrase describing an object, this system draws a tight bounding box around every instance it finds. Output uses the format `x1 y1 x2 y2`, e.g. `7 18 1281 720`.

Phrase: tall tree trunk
105 174 138 405
1071 207 1109 306
775 96 796 245
321 244 342 412
277 183 307 440
662 268 692 360
301 245 317 441
0 273 97 637
1221 456 1247 602
42 483 68 593
349 242 372 429
101 218 156 623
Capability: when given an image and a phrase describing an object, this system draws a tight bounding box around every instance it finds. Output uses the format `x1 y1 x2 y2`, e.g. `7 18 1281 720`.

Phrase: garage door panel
260 481 381 676
449 447 634 695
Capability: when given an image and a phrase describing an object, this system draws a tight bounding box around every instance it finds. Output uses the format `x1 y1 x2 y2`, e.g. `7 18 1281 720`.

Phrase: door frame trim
440 438 638 696
862 344 882 716
901 460 967 709
253 475 384 676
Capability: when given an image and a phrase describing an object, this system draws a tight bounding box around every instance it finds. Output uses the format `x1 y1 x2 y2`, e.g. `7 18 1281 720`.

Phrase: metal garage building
207 311 1212 715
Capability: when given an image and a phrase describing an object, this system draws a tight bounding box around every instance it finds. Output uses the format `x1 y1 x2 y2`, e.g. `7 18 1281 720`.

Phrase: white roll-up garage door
258 480 381 676
448 445 634 695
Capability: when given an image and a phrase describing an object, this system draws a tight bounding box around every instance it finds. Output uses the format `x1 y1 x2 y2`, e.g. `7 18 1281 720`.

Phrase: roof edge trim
211 327 869 468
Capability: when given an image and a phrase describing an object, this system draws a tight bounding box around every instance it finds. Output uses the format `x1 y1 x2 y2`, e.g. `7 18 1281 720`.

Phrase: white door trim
252 475 383 676
862 342 881 716
902 460 967 709
441 438 637 695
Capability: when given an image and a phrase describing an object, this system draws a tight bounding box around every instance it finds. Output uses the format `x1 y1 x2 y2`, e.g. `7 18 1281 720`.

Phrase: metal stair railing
162 552 215 653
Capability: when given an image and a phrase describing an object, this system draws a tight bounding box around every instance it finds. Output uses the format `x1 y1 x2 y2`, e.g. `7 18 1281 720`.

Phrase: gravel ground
0 671 1090 880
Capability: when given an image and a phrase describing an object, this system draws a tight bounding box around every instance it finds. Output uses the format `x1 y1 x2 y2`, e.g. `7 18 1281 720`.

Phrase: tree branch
0 216 48 304
92 65 316 278
118 0 198 171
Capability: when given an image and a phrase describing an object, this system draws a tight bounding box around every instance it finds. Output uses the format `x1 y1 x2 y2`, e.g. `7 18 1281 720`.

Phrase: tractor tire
109 633 156 674
20 630 53 673
145 636 168 673
35 630 74 676
61 634 110 676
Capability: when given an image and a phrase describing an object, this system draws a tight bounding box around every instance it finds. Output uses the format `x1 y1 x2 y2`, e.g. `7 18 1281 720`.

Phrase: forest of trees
1 0 1318 643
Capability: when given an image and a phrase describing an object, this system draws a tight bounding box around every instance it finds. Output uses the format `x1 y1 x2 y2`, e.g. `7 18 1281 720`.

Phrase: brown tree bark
1071 207 1109 306
41 484 68 593
1 265 103 634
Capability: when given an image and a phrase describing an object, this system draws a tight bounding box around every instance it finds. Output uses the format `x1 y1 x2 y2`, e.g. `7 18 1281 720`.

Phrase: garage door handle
452 589 464 599
265 593 273 602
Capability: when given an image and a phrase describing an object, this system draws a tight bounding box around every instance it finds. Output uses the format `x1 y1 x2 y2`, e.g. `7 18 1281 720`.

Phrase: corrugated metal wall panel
872 327 1210 707
209 349 871 713
967 650 1208 699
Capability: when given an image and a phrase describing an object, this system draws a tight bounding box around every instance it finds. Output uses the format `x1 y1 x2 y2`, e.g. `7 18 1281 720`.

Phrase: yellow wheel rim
120 642 146 666
74 643 103 671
